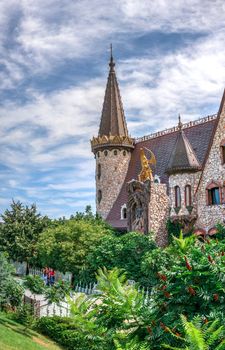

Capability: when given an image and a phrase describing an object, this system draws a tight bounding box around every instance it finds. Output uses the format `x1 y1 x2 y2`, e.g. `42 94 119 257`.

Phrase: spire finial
109 43 115 70
178 114 183 131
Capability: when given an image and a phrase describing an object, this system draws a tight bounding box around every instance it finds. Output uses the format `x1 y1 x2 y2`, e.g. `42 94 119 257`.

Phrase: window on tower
97 163 101 180
98 190 102 204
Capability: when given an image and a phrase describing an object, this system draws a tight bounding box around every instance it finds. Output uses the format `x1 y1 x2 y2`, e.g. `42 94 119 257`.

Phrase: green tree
37 216 113 285
86 232 157 285
0 201 50 273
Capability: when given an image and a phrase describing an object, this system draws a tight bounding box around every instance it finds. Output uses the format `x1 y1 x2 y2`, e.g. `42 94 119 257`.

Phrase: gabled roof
106 116 217 229
166 118 201 174
98 51 129 137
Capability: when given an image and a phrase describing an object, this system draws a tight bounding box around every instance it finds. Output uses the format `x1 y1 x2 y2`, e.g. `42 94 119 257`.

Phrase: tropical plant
162 315 225 349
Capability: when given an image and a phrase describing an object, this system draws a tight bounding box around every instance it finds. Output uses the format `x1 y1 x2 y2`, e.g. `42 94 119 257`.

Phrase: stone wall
148 182 170 247
169 172 201 217
96 148 131 219
196 102 225 232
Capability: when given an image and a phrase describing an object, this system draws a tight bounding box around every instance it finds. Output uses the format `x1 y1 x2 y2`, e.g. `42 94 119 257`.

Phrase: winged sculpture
138 147 156 182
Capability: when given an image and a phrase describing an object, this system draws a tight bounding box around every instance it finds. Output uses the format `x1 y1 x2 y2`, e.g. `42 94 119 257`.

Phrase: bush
14 303 36 329
24 275 45 294
44 280 71 304
0 253 24 310
84 232 157 285
37 316 92 350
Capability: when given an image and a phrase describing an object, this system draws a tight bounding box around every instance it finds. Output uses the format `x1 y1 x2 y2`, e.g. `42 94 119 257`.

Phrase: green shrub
24 275 45 294
0 253 24 310
14 303 36 330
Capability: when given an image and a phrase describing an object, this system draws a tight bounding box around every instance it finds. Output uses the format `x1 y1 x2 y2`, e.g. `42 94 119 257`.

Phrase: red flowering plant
141 232 225 349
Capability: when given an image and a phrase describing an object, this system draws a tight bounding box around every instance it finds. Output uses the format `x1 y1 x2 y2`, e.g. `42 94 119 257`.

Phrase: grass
0 313 63 350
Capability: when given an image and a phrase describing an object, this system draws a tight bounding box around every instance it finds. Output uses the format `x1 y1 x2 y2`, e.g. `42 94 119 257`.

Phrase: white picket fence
14 262 152 317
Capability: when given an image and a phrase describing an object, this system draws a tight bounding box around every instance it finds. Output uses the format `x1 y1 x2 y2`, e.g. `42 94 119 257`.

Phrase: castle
91 51 225 246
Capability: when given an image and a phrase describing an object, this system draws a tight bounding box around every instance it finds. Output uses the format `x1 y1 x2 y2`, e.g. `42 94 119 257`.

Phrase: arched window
121 204 127 219
175 186 181 208
98 190 102 204
97 163 101 180
154 175 160 184
185 185 192 207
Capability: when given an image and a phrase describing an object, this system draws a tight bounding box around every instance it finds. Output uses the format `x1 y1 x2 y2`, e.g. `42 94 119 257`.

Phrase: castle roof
106 115 217 229
98 47 129 137
166 117 201 174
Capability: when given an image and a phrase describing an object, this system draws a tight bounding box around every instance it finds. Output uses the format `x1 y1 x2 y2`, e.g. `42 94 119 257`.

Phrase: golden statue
138 147 156 182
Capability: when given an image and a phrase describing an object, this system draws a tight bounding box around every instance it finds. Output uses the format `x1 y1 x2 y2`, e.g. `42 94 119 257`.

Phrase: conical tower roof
91 46 134 154
98 46 128 137
166 116 201 174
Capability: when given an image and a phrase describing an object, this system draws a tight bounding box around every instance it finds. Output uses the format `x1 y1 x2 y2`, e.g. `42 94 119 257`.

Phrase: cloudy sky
0 0 225 218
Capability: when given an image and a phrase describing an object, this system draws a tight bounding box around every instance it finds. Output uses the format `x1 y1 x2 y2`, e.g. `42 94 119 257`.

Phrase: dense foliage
0 253 24 309
85 232 157 285
37 213 113 284
24 275 46 294
0 201 50 273
37 262 225 350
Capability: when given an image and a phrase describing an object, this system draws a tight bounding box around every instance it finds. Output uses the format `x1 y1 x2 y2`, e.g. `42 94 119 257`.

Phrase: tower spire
109 43 115 70
91 47 134 154
98 46 128 137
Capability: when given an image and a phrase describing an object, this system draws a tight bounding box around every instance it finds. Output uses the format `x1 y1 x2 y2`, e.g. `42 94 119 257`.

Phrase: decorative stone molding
91 135 135 153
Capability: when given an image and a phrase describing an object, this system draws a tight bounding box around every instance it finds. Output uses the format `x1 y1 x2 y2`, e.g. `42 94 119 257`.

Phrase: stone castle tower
91 49 134 219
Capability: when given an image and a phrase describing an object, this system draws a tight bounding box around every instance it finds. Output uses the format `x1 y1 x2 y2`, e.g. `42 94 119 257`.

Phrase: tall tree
37 215 113 285
0 200 50 274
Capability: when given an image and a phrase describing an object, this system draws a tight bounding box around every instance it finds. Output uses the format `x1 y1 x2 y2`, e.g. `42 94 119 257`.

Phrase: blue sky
1 0 225 218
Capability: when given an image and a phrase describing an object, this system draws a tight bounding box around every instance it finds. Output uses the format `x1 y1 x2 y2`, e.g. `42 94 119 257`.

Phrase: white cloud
1 0 225 217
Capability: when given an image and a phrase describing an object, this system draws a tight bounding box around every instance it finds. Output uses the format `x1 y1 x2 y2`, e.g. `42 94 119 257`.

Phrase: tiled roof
106 116 217 228
166 127 201 174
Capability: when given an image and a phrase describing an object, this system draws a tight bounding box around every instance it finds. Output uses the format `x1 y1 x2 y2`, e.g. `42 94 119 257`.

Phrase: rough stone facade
149 182 170 247
195 103 225 233
127 180 169 247
96 148 131 219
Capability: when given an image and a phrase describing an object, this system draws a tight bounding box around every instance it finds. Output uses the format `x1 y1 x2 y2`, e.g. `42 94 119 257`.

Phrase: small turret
166 115 200 174
91 46 134 219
